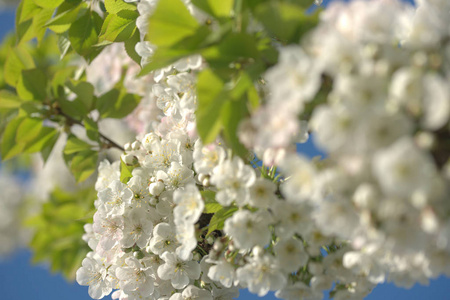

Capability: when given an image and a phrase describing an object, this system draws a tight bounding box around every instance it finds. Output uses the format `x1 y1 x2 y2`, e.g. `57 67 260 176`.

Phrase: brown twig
56 107 125 152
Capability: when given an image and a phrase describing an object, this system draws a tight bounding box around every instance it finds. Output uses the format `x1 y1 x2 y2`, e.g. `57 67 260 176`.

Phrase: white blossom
236 254 287 297
76 256 112 299
223 210 271 251
157 251 201 289
211 157 256 207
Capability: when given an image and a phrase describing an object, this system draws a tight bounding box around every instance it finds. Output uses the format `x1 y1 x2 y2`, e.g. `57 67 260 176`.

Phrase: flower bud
124 143 132 152
149 181 165 196
122 153 137 165
131 140 141 150
213 240 223 252
202 177 210 187
198 173 207 183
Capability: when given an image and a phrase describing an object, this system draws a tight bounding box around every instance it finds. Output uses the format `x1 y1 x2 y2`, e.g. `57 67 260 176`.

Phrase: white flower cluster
76 0 450 299
244 0 450 291
78 25 371 300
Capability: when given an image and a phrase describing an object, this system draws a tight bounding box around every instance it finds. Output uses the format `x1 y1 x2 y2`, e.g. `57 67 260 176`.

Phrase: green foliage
0 90 23 112
26 186 96 280
34 0 65 9
253 1 318 44
201 32 260 68
201 190 223 214
96 87 141 119
4 44 35 87
16 68 48 101
99 10 138 43
15 0 54 45
207 206 238 236
66 80 95 112
64 135 98 182
196 68 227 145
124 30 141 64
68 10 104 61
120 158 135 184
84 118 100 142
104 0 137 14
147 0 200 47
196 69 254 157
45 1 85 34
1 115 59 161
191 0 234 19
139 0 211 75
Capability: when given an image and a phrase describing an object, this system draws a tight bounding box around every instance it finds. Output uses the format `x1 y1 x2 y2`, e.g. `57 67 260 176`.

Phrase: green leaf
83 118 100 142
195 68 227 144
26 186 95 280
68 10 103 61
1 116 26 160
19 102 43 117
26 128 60 162
33 0 64 9
201 32 260 68
124 30 141 64
221 95 249 158
201 190 222 214
56 96 87 120
120 158 134 184
99 11 138 43
104 0 137 14
139 25 210 76
64 134 93 155
16 0 41 24
4 45 35 87
16 68 48 101
191 0 233 18
51 66 78 95
0 115 57 160
96 88 140 119
16 117 43 144
45 4 85 34
254 2 318 44
16 2 54 45
147 0 200 47
0 90 23 112
66 81 95 111
69 149 98 182
207 206 238 235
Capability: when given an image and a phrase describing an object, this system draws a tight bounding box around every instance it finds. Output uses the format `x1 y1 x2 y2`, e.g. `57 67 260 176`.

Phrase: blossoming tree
0 0 449 299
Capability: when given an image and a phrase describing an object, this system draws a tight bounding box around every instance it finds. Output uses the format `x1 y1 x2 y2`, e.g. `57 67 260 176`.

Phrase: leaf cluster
25 186 96 280
140 0 318 156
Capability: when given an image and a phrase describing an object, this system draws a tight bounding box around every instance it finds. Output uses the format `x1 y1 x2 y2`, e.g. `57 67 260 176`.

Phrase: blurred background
0 0 449 299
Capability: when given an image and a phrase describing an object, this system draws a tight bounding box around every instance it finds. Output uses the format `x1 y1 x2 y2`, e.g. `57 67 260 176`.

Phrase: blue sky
0 1 449 299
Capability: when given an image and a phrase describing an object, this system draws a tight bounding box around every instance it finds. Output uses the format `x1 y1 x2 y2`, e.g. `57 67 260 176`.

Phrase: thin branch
99 133 125 152
56 108 124 152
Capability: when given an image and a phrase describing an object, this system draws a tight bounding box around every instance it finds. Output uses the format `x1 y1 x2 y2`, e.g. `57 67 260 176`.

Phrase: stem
99 133 125 152
57 108 124 152
233 0 243 32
